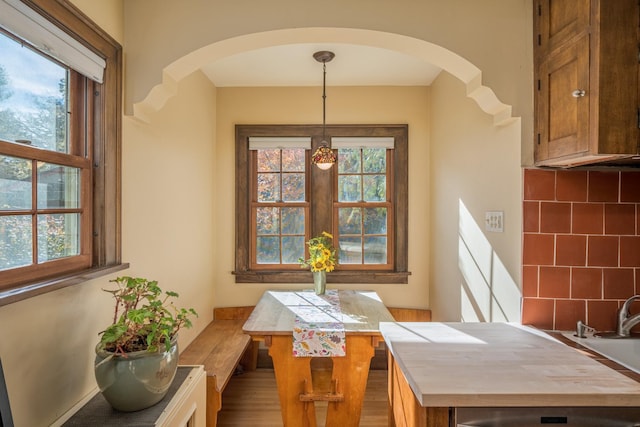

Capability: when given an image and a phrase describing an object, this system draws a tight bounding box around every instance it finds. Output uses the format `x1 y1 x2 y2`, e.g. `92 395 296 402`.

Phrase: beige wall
124 0 532 163
430 72 522 322
123 0 531 121
0 3 123 426
0 3 219 425
122 69 218 344
0 71 216 427
0 1 529 425
70 0 124 43
214 86 430 308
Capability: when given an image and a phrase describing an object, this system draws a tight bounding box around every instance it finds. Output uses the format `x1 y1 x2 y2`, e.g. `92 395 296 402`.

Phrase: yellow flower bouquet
299 231 336 272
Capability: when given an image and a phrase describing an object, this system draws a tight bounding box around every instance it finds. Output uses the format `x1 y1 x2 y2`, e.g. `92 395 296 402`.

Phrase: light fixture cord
322 61 327 143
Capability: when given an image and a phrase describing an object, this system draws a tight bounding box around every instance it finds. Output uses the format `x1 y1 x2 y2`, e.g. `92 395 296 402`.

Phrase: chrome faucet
617 295 640 337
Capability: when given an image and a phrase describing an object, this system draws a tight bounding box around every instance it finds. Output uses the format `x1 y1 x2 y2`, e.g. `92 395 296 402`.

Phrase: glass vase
313 271 326 295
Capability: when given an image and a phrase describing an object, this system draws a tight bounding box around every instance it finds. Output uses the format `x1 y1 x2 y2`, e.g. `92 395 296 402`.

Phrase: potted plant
299 231 337 295
94 276 198 412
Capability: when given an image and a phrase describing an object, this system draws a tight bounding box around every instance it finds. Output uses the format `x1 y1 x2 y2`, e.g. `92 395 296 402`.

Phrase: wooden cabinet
534 0 640 167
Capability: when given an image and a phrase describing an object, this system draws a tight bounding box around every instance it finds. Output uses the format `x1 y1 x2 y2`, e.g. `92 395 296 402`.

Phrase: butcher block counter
380 322 640 427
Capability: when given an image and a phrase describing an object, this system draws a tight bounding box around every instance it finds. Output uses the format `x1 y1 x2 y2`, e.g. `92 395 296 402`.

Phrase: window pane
364 236 387 264
338 236 362 264
363 148 386 173
0 33 68 153
0 155 32 210
257 149 280 172
338 208 361 234
338 175 361 202
37 213 79 262
281 207 304 235
363 175 386 202
282 235 304 264
282 173 305 201
0 215 32 270
37 163 80 209
363 208 387 234
256 236 280 264
257 173 280 202
338 148 360 173
282 148 305 172
256 207 279 235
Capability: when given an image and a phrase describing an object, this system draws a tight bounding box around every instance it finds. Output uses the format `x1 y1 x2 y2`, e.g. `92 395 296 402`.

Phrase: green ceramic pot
94 339 178 412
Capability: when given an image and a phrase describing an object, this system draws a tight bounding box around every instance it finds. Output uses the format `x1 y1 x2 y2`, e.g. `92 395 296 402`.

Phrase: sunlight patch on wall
458 199 521 322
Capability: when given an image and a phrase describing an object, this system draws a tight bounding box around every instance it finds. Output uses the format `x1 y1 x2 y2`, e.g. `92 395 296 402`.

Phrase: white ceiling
200 43 442 87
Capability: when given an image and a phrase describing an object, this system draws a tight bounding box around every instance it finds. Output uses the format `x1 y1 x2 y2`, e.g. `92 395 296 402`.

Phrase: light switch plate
485 211 504 232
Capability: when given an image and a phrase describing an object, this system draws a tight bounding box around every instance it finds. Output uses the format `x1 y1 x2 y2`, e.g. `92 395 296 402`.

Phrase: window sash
334 148 393 270
0 35 92 283
250 148 310 269
250 202 310 270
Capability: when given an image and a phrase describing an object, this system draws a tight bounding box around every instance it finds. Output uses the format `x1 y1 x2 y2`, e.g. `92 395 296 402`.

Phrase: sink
562 332 640 374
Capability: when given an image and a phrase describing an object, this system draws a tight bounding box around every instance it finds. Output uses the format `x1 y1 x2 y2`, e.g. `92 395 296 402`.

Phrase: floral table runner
292 290 346 357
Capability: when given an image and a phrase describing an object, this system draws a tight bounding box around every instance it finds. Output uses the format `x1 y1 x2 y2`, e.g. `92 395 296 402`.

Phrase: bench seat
179 318 251 427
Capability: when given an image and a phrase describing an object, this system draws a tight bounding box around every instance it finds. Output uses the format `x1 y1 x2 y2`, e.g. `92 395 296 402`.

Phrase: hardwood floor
217 368 389 426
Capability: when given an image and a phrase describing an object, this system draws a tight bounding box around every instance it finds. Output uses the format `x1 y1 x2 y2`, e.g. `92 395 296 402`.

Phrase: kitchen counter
380 322 640 409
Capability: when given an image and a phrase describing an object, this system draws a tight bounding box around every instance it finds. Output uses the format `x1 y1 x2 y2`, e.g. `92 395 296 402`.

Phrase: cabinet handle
572 89 586 98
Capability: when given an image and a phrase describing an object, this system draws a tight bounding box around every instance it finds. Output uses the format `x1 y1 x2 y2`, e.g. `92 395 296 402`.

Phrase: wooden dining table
242 289 395 427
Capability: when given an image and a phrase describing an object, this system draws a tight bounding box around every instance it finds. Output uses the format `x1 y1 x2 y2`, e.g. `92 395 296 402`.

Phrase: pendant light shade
312 146 336 170
311 50 337 170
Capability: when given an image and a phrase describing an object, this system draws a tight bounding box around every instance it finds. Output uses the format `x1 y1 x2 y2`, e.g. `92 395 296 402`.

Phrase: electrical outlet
485 211 504 232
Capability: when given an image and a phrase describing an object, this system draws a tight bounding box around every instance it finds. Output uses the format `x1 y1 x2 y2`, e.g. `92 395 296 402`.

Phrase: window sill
0 263 130 307
233 270 410 284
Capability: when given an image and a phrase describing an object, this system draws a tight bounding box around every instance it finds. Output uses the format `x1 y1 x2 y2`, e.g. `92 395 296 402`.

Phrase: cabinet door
536 0 590 55
536 36 590 162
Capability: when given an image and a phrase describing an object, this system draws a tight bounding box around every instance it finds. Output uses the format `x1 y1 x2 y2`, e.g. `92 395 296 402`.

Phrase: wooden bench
179 306 255 427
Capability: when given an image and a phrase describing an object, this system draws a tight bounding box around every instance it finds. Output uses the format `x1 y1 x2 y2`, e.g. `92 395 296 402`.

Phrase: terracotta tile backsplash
522 168 640 332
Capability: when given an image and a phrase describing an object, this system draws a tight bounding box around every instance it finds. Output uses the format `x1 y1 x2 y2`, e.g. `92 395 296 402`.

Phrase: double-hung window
0 0 123 303
249 137 310 269
333 137 394 269
235 124 409 284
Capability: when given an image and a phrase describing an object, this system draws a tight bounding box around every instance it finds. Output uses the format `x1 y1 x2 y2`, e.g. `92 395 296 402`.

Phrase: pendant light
311 50 337 170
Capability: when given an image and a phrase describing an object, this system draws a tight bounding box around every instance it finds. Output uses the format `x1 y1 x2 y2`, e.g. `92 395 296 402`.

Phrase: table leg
326 335 376 427
267 334 377 427
268 335 317 427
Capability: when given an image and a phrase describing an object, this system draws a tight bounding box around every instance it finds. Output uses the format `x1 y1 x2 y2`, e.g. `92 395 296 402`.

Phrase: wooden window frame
234 124 410 284
0 0 126 306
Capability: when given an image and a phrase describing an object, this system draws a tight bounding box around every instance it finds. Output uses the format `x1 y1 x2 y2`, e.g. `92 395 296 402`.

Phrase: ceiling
200 43 442 87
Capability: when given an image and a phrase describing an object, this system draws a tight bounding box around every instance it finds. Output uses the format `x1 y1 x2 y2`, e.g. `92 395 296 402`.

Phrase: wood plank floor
217 368 389 426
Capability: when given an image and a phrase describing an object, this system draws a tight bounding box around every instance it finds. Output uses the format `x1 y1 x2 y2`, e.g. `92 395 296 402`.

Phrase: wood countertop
380 322 640 408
